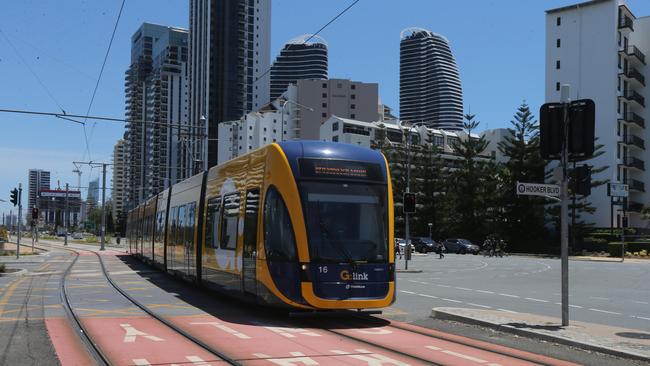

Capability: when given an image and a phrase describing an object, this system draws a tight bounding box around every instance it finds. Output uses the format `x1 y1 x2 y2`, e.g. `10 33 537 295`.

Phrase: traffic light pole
404 129 412 270
100 163 107 251
16 184 22 260
560 85 570 326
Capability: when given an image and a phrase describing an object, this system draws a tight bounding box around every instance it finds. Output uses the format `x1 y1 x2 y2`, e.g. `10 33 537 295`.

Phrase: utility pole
73 161 112 251
404 127 412 270
560 85 570 327
17 183 22 259
64 183 69 246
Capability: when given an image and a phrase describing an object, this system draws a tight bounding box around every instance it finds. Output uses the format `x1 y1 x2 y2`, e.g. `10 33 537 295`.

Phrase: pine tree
498 102 547 252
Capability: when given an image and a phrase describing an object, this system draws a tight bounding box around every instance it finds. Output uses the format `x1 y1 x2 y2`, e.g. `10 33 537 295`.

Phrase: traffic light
403 192 416 214
539 99 595 160
540 103 564 159
9 188 18 206
32 207 39 220
574 165 591 196
568 99 595 159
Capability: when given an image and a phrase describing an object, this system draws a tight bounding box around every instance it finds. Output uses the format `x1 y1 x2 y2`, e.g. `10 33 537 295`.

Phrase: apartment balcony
618 111 645 129
620 156 645 170
619 134 645 150
625 178 645 192
627 201 644 213
619 89 645 107
619 14 634 31
620 45 647 65
619 67 646 86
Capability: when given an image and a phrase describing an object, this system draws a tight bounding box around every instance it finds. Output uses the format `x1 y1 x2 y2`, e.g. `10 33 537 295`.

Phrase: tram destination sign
516 181 560 197
299 158 383 181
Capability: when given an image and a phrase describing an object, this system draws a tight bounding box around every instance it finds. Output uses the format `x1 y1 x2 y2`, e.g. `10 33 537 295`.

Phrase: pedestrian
395 241 402 259
436 241 444 259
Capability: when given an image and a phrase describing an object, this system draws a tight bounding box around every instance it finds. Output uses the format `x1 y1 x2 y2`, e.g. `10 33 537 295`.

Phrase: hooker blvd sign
516 181 560 197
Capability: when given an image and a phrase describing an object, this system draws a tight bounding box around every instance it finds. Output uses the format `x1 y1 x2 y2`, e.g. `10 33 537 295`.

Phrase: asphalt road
389 253 650 331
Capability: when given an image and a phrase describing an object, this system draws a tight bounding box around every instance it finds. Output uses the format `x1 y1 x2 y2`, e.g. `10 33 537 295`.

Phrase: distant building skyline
400 28 464 130
270 34 328 101
28 169 50 210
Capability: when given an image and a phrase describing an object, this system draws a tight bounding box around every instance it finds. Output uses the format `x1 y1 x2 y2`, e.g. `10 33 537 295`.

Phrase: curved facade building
400 28 463 130
270 34 328 101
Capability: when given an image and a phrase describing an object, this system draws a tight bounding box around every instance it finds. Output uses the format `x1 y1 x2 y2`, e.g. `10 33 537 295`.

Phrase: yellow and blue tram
126 141 395 310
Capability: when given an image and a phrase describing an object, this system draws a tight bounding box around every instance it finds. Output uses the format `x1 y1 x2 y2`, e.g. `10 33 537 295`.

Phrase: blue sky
1 0 649 219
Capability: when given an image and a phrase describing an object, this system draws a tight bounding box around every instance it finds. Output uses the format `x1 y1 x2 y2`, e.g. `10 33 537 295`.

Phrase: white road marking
331 349 409 366
498 293 520 298
441 298 462 303
418 294 438 299
455 287 472 291
555 303 583 309
467 303 492 309
437 284 451 288
589 297 609 301
264 326 320 338
357 328 392 335
400 290 416 295
498 309 519 314
631 316 650 321
120 323 164 343
442 350 488 363
633 301 649 305
588 308 621 315
190 321 251 339
476 290 494 294
524 297 549 303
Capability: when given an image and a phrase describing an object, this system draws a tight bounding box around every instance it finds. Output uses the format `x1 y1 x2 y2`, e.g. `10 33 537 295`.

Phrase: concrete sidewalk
432 307 650 362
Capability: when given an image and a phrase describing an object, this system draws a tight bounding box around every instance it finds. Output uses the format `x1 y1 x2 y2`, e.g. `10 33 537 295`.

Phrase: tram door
242 189 260 295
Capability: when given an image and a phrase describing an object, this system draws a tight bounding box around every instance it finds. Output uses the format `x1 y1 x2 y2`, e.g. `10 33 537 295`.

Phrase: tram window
263 187 297 261
186 202 196 247
243 189 260 255
206 197 222 248
155 211 166 243
220 193 240 250
169 206 178 247
177 205 187 246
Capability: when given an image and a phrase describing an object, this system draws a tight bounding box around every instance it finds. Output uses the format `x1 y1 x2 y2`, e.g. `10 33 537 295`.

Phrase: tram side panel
153 188 169 270
142 195 157 262
201 155 249 296
166 173 204 280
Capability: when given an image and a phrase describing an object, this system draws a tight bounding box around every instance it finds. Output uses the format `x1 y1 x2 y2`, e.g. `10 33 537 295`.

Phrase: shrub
608 242 650 257
85 236 99 243
0 264 5 273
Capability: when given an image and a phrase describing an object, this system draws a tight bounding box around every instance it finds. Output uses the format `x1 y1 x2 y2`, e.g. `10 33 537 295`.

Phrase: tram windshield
300 182 388 263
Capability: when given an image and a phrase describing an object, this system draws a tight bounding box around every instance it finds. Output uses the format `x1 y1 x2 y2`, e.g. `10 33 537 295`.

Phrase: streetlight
281 99 314 142
428 222 433 239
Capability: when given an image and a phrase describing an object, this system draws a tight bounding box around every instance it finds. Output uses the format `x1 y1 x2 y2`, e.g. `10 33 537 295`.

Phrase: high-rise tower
270 35 328 101
189 0 271 168
400 28 463 130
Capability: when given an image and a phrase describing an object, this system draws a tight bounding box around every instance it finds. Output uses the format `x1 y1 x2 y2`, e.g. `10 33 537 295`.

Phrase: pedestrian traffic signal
403 192 416 214
574 165 591 196
32 207 39 220
9 188 18 206
539 99 595 160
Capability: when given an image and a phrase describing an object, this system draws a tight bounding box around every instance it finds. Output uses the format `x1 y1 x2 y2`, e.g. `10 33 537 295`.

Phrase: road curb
431 308 650 362
396 269 423 273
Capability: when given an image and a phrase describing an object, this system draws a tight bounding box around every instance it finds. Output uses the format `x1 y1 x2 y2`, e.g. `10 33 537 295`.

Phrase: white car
72 232 83 240
395 238 415 252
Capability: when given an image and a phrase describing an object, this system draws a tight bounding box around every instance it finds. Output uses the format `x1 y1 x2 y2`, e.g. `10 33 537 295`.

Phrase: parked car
394 238 414 253
412 237 437 253
442 238 480 254
72 232 84 240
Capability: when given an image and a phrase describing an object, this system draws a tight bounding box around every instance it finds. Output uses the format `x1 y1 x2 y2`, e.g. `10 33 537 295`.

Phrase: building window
322 83 327 88
322 93 327 98
556 60 560 69
618 55 621 69
337 83 342 88
322 113 327 118
332 136 339 142
351 84 356 90
351 94 356 99
249 145 252 149
618 100 621 114
618 31 622 46
350 114 356 119
618 77 621 91
249 126 253 130
556 38 561 48
351 104 356 109
556 17 561 26
556 82 560 91
332 122 339 131
322 102 327 108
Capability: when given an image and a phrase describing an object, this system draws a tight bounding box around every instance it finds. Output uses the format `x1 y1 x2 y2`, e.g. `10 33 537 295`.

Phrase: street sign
607 183 629 197
516 181 560 197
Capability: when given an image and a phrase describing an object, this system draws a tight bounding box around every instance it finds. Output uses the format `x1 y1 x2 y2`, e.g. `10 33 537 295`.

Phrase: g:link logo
340 270 369 281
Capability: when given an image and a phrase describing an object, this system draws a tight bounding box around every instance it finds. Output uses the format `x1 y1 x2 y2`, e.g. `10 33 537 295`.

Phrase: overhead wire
82 0 127 162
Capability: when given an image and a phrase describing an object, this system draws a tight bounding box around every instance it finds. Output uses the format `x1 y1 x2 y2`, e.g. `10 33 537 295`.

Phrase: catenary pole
100 163 107 251
64 183 69 246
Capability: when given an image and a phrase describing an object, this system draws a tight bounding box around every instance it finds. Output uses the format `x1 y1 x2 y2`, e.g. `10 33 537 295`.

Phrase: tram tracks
38 242 239 366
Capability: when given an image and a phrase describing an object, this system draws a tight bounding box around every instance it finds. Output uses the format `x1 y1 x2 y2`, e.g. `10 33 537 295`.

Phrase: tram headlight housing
300 263 311 282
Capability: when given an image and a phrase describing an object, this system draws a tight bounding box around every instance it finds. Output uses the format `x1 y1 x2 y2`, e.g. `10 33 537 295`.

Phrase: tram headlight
300 263 311 282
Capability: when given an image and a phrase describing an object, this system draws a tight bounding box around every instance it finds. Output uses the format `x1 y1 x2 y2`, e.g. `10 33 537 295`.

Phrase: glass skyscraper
270 35 328 101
